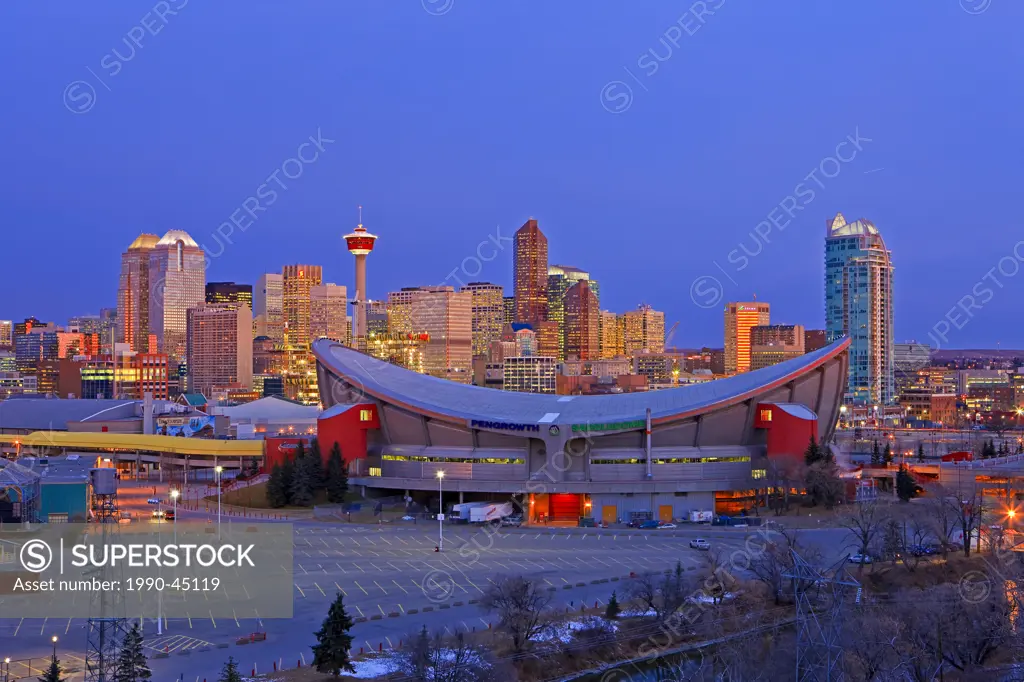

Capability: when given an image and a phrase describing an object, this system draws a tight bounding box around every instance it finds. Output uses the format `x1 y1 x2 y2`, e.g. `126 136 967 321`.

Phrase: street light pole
51 635 57 662
215 466 223 538
437 470 445 552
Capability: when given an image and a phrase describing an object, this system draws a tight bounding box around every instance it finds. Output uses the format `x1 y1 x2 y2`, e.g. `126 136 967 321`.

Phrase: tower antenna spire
357 204 363 227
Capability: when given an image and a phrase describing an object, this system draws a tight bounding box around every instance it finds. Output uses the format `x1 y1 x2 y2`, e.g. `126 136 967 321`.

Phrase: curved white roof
157 230 199 248
314 337 850 426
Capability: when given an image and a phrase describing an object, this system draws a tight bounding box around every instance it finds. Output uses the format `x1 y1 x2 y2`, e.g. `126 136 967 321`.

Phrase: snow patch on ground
349 653 403 679
534 616 620 643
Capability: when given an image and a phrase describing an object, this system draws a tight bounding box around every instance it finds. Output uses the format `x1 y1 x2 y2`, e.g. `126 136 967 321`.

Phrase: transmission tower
784 552 860 682
86 472 129 682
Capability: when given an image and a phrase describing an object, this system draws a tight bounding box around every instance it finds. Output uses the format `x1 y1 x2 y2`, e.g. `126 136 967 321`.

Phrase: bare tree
627 561 694 623
748 527 805 605
765 458 797 515
480 575 552 653
839 499 886 572
949 483 987 557
921 483 958 557
401 626 499 682
841 605 903 681
898 505 935 572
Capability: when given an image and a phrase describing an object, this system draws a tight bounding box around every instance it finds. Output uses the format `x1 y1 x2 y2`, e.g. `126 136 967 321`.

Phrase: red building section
265 436 313 469
316 403 379 466
754 402 819 462
941 451 973 463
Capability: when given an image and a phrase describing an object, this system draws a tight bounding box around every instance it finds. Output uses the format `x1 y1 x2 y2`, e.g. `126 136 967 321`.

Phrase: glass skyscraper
825 212 894 406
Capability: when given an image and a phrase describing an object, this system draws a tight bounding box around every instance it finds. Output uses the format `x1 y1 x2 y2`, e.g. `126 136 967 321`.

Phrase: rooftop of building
213 395 320 424
0 398 140 431
828 212 880 238
156 229 199 248
314 336 850 426
127 233 160 250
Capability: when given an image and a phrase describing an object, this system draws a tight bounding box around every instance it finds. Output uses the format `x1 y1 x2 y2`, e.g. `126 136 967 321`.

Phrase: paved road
0 518 855 680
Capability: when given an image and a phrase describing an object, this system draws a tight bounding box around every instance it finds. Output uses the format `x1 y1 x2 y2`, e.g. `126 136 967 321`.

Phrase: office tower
503 356 557 394
56 331 86 358
406 286 473 383
365 300 389 337
547 265 599 359
464 282 504 357
724 302 771 374
514 328 537 356
0 321 11 349
633 353 673 385
205 282 253 309
254 273 284 344
14 325 57 374
564 280 600 360
535 320 560 359
310 283 348 342
282 265 323 351
599 310 625 359
344 207 378 342
366 333 427 373
117 233 160 352
623 304 666 356
186 303 253 396
386 288 418 335
503 297 516 325
825 212 895 405
804 329 828 353
513 218 548 325
750 324 805 370
148 230 206 366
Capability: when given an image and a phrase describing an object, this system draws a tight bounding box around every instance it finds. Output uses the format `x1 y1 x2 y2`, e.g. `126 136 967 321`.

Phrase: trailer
452 502 490 521
469 502 514 523
689 510 713 523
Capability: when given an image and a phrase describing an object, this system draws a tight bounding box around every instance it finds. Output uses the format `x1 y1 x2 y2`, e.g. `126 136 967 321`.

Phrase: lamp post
51 635 57 662
215 466 223 537
436 470 445 552
3 656 9 682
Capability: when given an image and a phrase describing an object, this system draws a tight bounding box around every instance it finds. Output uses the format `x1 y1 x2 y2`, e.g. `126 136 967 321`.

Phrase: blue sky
2 0 1021 349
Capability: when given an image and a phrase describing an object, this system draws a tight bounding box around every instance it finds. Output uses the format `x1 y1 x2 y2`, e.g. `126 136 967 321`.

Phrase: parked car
848 553 872 565
501 515 523 527
689 539 710 550
151 509 165 519
163 510 174 521
638 520 660 530
657 522 677 529
401 515 417 522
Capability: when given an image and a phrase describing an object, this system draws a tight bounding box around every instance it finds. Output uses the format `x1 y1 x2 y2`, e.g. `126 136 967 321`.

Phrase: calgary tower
344 206 378 345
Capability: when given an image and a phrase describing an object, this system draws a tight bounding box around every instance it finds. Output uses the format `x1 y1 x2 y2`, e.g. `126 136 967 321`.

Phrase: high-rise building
407 286 473 383
205 282 253 309
503 297 516 326
254 273 284 344
825 212 895 405
623 304 665 356
148 230 206 366
366 332 427 373
464 282 504 357
186 303 253 396
724 302 771 374
535 320 560 359
599 310 625 359
117 233 160 353
750 324 805 370
563 280 600 360
310 283 348 343
804 329 828 353
344 207 378 342
0 321 11 349
513 219 548 325
282 265 323 352
514 328 537 357
365 300 389 337
386 288 418 335
547 265 599 359
503 356 557 394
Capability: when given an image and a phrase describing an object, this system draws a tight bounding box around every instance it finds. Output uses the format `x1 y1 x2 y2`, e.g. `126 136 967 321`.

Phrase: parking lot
0 520 783 680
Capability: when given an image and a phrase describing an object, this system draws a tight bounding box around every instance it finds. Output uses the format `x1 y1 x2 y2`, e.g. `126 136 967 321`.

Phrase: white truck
469 502 514 524
689 510 714 523
453 502 490 521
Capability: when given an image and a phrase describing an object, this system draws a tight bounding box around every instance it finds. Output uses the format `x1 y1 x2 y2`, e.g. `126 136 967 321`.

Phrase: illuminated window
368 467 382 477
360 409 372 422
752 469 767 480
759 409 772 422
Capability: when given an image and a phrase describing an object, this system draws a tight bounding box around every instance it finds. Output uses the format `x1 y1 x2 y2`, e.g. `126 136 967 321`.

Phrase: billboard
156 415 216 438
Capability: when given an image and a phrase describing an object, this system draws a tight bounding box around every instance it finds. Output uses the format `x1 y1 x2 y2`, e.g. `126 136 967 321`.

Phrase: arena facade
313 338 850 524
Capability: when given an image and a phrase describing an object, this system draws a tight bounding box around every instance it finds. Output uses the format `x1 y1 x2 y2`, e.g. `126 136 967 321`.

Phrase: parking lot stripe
374 580 388 595
40 616 48 636
355 605 365 618
210 612 217 629
295 584 306 598
378 604 387 616
315 583 326 596
392 580 409 594
65 618 72 634
355 581 369 595
335 582 347 596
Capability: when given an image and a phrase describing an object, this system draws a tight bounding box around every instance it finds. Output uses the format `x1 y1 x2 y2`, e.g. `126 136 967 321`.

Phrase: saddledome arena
313 338 850 524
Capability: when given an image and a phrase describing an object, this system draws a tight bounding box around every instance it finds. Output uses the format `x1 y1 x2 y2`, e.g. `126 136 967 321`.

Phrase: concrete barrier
388 612 400 618
422 606 434 613
355 617 368 623
439 604 451 610
407 609 419 615
370 615 383 621
453 601 464 607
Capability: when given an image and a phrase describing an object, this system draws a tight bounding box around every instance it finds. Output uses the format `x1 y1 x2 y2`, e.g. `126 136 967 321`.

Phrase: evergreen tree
280 456 296 504
266 463 288 508
883 442 893 466
917 442 925 463
409 626 430 682
803 436 822 466
326 443 349 504
312 592 355 677
896 465 917 502
871 440 881 466
308 438 327 491
114 623 151 682
38 659 67 682
218 656 243 682
247 456 261 477
290 451 315 507
605 591 621 620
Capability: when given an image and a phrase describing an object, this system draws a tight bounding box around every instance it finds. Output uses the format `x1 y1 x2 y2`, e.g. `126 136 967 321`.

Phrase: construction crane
665 321 680 350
